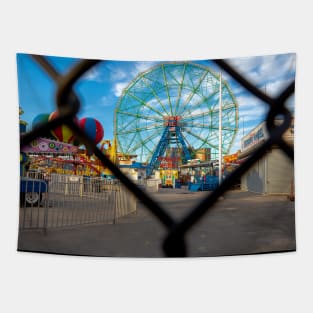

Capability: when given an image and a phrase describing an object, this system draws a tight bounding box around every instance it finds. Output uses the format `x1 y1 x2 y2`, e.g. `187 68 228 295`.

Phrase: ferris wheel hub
163 116 181 126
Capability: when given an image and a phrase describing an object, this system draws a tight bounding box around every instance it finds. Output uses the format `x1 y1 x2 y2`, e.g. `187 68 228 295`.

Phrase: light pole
242 115 245 136
218 72 222 185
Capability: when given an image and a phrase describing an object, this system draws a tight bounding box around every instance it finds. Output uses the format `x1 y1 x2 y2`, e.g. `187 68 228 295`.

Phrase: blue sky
16 53 296 155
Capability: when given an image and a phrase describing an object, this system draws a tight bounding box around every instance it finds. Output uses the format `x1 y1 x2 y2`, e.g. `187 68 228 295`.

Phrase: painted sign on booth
241 122 268 151
241 118 294 152
22 138 78 154
223 152 239 163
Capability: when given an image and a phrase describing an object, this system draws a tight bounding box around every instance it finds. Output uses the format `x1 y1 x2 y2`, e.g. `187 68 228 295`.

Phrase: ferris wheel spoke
179 84 230 117
117 110 163 123
177 70 209 116
181 103 236 123
181 110 212 121
118 123 164 135
181 90 219 116
184 128 208 145
185 122 213 129
118 116 138 131
116 136 126 155
126 91 165 117
173 63 187 115
184 128 218 151
195 135 228 155
210 103 236 113
124 132 139 152
208 125 237 131
187 123 236 131
196 137 210 151
143 139 157 156
180 85 234 117
164 64 182 85
141 76 170 116
162 64 173 115
129 129 161 152
143 131 163 152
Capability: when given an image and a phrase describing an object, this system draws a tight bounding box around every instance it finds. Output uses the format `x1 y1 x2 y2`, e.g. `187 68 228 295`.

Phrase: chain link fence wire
20 54 295 257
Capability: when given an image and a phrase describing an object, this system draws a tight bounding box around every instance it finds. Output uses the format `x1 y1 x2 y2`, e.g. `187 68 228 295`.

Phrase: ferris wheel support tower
145 116 192 177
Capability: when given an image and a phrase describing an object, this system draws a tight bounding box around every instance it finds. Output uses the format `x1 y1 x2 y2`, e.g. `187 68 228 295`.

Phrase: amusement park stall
239 119 294 195
179 159 219 191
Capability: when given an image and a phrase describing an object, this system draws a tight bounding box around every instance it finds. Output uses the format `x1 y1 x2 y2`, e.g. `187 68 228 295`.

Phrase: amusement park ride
20 61 239 191
115 62 239 183
20 108 115 179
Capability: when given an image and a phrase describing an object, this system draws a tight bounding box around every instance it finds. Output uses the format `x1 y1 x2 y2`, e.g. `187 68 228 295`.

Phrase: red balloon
79 117 104 144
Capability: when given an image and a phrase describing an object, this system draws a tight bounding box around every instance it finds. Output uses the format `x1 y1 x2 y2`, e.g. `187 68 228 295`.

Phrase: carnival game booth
179 159 219 192
119 161 146 183
239 118 294 194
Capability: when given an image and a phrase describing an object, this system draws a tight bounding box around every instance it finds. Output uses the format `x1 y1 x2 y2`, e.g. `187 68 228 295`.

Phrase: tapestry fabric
17 53 296 257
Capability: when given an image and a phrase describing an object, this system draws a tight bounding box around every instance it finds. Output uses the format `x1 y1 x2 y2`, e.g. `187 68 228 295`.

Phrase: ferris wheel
115 62 238 175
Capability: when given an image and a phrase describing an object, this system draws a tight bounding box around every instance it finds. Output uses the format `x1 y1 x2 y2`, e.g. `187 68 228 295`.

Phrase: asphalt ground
17 189 296 257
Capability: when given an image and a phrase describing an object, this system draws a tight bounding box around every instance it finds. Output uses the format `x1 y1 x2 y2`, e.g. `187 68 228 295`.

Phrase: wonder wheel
115 62 238 176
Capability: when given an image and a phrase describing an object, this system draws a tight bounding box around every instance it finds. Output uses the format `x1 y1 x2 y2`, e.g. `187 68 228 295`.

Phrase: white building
239 119 294 194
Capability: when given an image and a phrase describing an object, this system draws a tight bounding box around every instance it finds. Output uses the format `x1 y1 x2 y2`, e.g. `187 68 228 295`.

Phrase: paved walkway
18 190 296 257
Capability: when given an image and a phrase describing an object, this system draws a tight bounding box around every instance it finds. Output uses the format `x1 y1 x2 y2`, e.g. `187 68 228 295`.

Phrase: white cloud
99 96 113 107
82 67 102 82
236 93 264 108
131 61 156 76
229 83 244 95
236 92 268 123
110 61 163 102
240 108 267 123
228 54 296 88
147 98 160 106
113 82 129 97
189 108 206 116
230 134 242 153
258 54 295 82
264 77 294 97
109 62 157 99
228 55 263 74
110 68 128 81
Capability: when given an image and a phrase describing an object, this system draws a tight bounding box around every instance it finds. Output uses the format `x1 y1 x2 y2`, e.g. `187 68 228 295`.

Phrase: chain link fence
20 55 295 257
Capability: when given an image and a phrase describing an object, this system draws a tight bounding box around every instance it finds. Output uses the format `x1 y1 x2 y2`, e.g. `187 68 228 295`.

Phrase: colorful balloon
32 113 56 139
79 117 104 144
48 111 76 143
32 113 50 130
